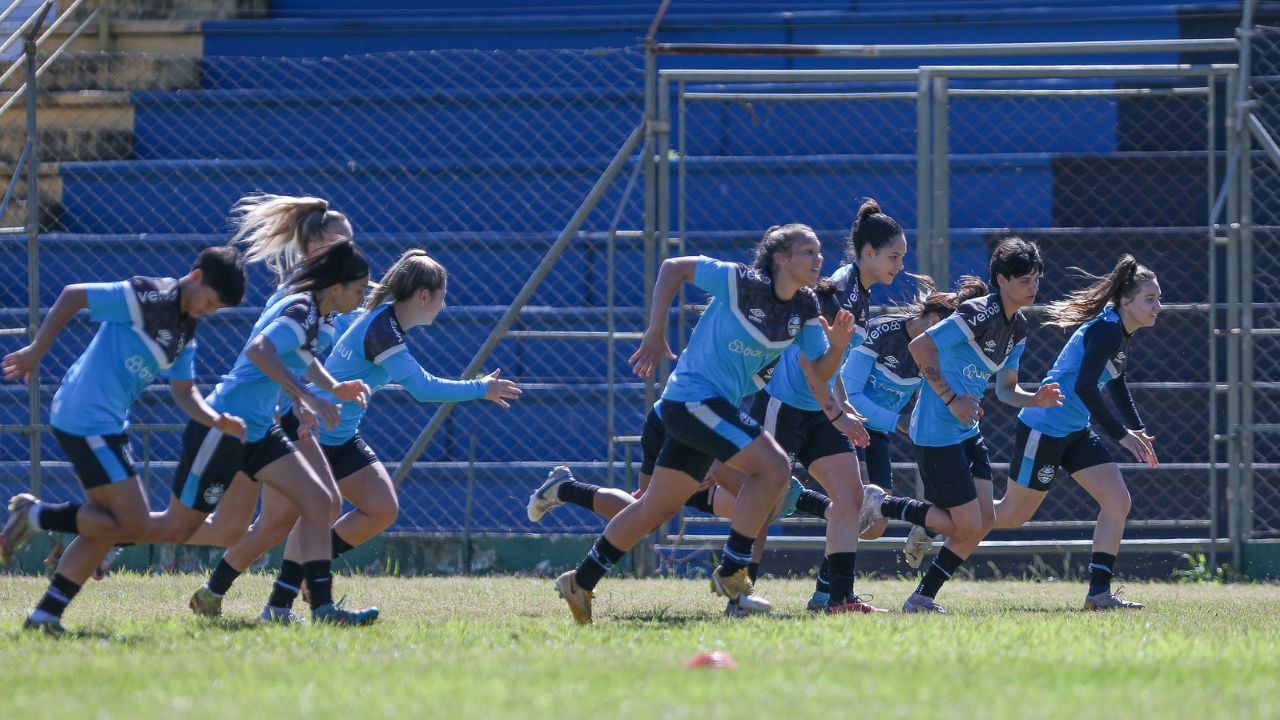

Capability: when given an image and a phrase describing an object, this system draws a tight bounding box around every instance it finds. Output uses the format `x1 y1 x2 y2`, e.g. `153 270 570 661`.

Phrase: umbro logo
1116 352 1126 361
984 340 997 351
749 308 766 324
883 355 899 367
157 329 173 344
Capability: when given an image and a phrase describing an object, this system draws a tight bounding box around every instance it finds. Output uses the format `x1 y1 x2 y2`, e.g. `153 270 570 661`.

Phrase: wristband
944 393 957 406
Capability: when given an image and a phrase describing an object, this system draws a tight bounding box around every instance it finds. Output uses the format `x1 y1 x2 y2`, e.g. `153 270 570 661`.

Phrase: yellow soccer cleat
710 566 771 614
555 570 594 625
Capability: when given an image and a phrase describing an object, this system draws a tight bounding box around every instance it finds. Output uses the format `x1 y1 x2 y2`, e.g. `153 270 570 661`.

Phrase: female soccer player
554 223 856 623
191 250 521 622
752 199 910 613
800 274 991 610
992 255 1159 610
131 241 379 626
900 237 1063 613
0 247 247 634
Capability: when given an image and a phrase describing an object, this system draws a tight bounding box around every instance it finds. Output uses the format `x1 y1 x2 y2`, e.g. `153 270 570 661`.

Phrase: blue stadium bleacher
2 0 1249 536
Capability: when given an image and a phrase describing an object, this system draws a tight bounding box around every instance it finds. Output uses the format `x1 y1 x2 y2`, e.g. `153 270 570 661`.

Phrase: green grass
1 574 1277 719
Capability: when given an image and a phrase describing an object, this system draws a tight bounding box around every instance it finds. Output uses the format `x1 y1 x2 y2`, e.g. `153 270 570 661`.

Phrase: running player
993 255 1160 610
128 241 380 626
0 247 247 634
802 274 990 610
900 237 1064 613
191 250 521 622
554 223 855 623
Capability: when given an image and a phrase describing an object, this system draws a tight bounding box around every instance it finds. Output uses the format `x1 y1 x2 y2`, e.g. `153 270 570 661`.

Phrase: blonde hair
364 249 447 310
229 193 352 278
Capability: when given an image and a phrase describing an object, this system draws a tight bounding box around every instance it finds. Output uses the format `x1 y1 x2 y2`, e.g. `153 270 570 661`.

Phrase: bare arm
305 356 369 407
169 380 246 440
1 284 88 383
246 335 341 429
909 331 980 425
629 257 698 377
994 368 1063 409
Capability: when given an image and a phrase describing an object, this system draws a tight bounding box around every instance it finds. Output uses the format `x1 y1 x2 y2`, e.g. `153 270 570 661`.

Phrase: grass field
1 574 1277 719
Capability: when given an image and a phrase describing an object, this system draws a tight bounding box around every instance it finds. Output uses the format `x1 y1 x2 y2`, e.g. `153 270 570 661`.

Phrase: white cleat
527 465 574 522
859 484 886 535
710 566 772 614
902 524 935 569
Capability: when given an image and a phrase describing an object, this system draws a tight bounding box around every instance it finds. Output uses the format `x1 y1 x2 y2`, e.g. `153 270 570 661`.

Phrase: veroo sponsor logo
138 290 175 303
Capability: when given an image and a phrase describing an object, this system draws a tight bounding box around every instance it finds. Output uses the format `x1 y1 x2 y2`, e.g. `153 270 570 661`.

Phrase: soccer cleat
1084 587 1145 611
311 601 379 626
902 524 935 569
555 570 594 625
723 600 751 618
23 613 66 637
806 590 831 613
859 484 886 534
527 465 573 522
777 476 805 519
1 493 38 565
188 586 223 618
259 604 305 625
902 593 947 614
826 594 889 614
709 566 772 614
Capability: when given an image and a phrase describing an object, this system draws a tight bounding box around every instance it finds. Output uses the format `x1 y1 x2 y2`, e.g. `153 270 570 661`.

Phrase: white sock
28 608 59 623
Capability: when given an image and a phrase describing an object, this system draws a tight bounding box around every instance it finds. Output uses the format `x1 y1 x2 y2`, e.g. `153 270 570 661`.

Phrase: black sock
36 502 81 534
574 536 626 592
1088 552 1117 596
915 547 965 599
331 529 355 558
557 480 601 511
747 562 760 584
815 556 831 593
719 529 755 575
303 560 334 609
268 560 305 609
206 557 242 597
684 489 714 514
826 552 857 606
35 573 81 619
795 489 831 520
880 496 934 527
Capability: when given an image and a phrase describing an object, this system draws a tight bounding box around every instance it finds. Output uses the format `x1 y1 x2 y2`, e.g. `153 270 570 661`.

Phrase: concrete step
0 91 133 164
1 52 201 93
47 20 202 55
66 0 266 22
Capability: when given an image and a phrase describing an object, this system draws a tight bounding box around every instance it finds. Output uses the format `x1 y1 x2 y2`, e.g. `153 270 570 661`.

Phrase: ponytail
902 274 988 320
847 198 904 263
229 193 352 279
365 249 448 310
1045 255 1156 328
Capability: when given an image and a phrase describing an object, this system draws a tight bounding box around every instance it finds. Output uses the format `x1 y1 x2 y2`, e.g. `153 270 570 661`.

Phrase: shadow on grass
609 609 800 626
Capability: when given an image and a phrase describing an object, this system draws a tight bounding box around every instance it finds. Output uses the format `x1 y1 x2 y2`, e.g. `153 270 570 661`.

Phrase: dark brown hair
1044 254 1157 328
846 198 904 263
752 223 819 277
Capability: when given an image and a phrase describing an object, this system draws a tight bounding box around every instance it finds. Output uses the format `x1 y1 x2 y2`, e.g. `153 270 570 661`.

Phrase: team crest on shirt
787 315 800 337
739 411 758 427
1007 339 1015 354
203 484 225 506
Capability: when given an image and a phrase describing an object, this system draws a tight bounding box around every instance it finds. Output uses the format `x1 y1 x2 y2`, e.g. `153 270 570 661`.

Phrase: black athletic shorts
855 429 893 489
654 397 762 481
52 428 137 490
749 391 854 468
280 408 380 479
171 420 296 513
915 434 993 508
639 405 665 476
1010 420 1114 492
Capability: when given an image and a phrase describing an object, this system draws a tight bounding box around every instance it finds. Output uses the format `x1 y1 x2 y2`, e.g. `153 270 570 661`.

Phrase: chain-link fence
0 46 651 535
656 59 1235 555
1245 25 1280 542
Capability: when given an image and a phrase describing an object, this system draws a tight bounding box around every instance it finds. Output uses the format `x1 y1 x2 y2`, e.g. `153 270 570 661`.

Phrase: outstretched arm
2 284 89 383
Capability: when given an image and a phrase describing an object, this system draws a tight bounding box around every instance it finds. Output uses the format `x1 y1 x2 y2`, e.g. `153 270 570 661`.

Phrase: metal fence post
24 10 47 495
